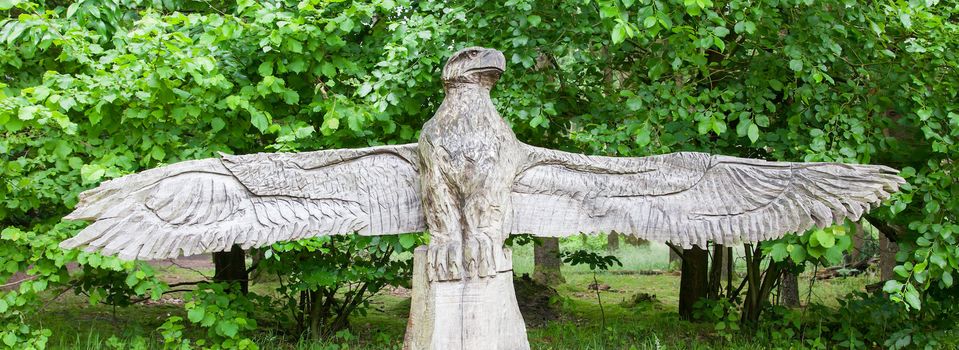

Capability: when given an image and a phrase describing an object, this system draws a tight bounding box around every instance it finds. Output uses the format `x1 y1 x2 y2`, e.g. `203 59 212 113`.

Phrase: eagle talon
462 234 498 278
427 241 465 281
427 237 502 281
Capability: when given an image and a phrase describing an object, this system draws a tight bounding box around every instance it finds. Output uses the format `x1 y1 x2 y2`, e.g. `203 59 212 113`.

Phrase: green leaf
626 96 643 111
899 167 915 178
600 4 619 18
80 164 106 184
769 243 788 261
747 123 759 143
54 141 73 158
258 61 273 77
2 332 16 347
18 106 38 120
32 279 47 292
358 83 373 97
211 117 226 132
288 58 307 73
294 126 314 138
812 229 835 248
899 13 912 29
788 59 803 72
87 254 101 268
150 147 166 161
339 18 355 32
914 261 927 273
527 15 542 27
188 307 205 323
322 117 340 132
219 321 239 338
59 96 76 111
251 112 269 132
768 79 783 91
635 127 651 147
892 265 909 278
125 273 138 288
66 2 79 17
712 26 730 37
643 16 657 28
0 299 7 313
904 285 921 310
930 253 946 268
0 0 19 10
398 234 416 249
883 280 903 294
321 62 336 77
711 119 727 134
611 23 627 45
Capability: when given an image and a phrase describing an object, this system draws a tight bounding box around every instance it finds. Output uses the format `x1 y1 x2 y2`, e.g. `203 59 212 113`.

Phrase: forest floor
31 242 880 349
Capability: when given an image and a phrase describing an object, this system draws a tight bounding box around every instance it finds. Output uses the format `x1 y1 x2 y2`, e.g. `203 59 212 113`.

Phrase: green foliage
764 224 854 267
560 249 623 271
692 298 739 341
0 323 49 350
258 233 425 338
1 0 957 346
753 290 959 350
158 317 193 350
182 284 260 349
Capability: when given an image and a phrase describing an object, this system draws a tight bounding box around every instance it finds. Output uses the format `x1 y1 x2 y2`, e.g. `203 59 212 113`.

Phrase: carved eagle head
442 47 506 88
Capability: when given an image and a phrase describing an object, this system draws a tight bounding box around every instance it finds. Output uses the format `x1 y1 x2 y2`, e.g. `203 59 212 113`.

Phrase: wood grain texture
512 145 905 248
59 144 425 260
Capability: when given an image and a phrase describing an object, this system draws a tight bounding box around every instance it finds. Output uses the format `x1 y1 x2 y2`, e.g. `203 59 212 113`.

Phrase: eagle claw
427 237 499 281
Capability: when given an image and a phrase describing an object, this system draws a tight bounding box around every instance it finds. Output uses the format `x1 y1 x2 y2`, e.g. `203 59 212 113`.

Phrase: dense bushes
2 0 958 348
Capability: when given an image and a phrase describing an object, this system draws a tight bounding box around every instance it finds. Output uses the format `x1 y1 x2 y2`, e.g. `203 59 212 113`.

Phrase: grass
30 238 881 349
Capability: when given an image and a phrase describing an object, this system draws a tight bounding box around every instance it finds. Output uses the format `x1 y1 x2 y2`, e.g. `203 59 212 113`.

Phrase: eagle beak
466 48 506 74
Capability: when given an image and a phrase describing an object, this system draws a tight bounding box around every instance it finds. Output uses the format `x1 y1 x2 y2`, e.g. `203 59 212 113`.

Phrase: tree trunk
213 244 248 294
848 223 866 264
624 235 648 247
741 244 783 324
879 232 899 281
706 244 724 300
669 244 682 269
678 245 708 320
533 237 565 286
780 268 800 307
607 232 619 251
249 248 266 283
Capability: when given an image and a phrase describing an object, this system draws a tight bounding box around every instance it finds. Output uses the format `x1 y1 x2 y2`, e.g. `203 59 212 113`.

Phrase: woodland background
1 0 958 349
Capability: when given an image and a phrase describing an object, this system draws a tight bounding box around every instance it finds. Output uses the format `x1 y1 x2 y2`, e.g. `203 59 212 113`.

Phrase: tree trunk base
533 237 565 286
679 245 708 320
213 244 248 294
404 246 529 350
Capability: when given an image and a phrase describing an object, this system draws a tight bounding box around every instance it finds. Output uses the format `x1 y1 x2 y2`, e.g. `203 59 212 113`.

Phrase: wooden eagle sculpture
60 47 905 349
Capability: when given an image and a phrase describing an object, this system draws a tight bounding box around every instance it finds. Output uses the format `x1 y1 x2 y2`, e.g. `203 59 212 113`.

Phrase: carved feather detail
59 144 426 260
511 145 905 248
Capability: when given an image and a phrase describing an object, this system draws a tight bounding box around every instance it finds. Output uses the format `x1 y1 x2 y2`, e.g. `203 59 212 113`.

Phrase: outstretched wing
510 145 905 248
60 144 425 260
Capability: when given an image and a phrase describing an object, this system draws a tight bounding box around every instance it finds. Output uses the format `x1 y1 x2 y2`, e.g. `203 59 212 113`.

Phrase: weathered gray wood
511 147 904 249
404 246 528 350
60 46 907 349
60 144 424 260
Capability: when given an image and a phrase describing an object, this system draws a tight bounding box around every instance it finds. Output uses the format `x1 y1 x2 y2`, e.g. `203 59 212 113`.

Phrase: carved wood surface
60 144 424 260
511 146 905 248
